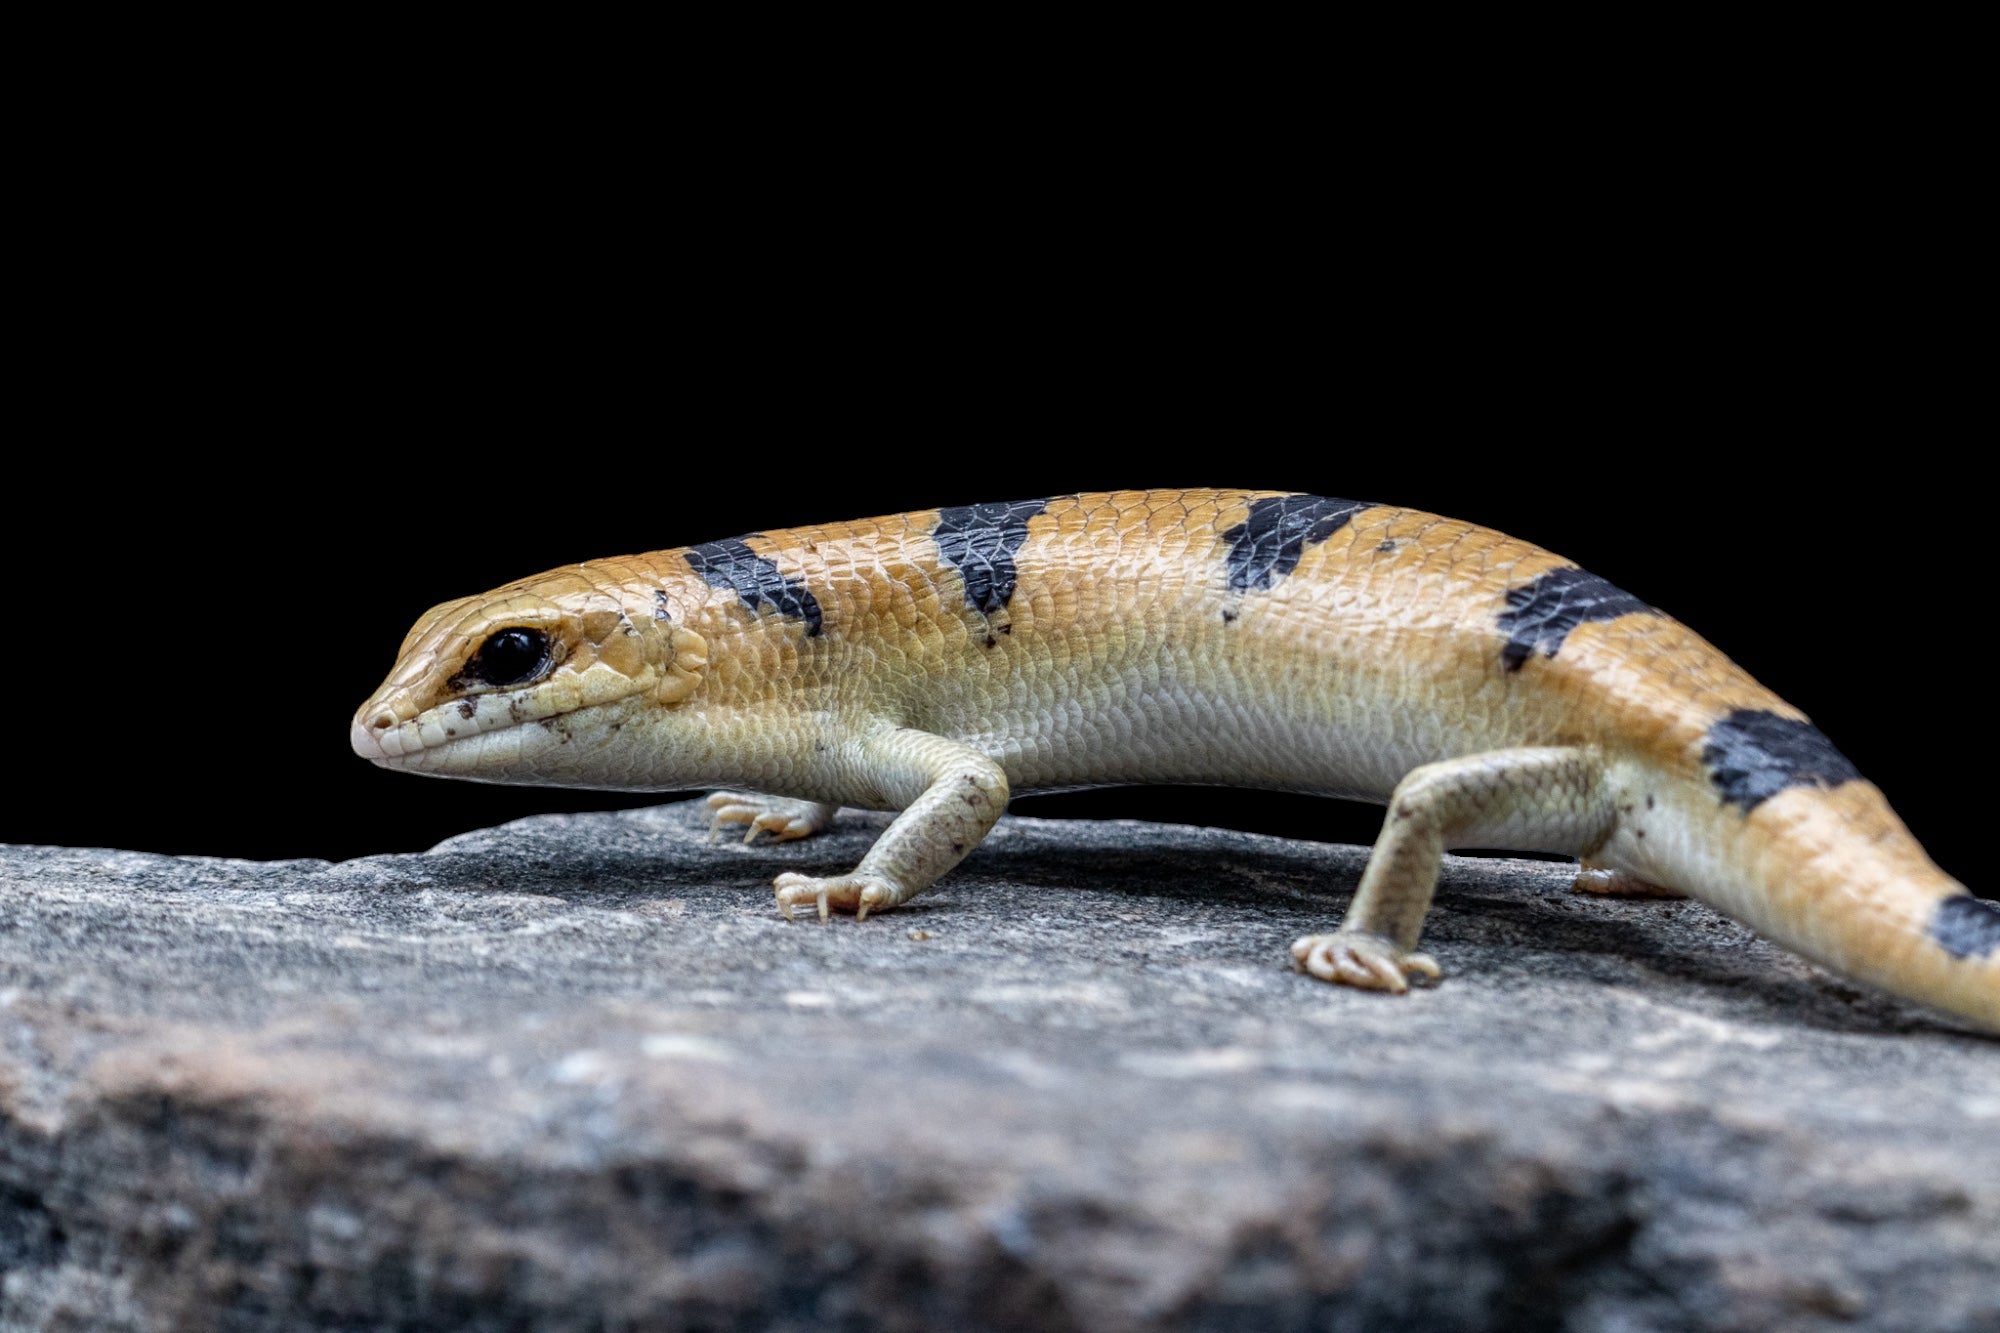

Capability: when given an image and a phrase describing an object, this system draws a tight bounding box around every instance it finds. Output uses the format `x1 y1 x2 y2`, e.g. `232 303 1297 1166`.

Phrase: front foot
1291 931 1441 994
773 872 907 922
707 791 836 845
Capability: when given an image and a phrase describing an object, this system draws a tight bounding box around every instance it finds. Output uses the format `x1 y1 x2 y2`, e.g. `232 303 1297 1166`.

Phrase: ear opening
655 624 709 705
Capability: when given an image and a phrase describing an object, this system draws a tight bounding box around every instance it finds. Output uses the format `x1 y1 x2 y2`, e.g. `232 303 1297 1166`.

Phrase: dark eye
461 627 551 688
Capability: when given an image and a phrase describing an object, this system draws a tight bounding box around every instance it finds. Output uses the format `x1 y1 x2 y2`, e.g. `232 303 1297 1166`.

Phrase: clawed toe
1291 932 1440 993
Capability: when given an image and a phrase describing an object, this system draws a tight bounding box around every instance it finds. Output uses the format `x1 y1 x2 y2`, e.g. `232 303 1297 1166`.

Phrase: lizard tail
1648 774 1999 1034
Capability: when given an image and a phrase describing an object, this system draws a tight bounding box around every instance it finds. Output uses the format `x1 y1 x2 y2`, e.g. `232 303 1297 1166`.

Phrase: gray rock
2 804 1996 1332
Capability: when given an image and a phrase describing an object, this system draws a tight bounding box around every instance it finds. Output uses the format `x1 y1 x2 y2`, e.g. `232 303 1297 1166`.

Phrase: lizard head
351 565 708 783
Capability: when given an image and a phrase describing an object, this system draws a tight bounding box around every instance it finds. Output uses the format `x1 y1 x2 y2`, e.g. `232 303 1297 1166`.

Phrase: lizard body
352 490 2000 1032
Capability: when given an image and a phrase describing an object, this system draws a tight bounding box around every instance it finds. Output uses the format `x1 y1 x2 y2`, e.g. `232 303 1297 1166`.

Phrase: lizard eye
461 627 552 688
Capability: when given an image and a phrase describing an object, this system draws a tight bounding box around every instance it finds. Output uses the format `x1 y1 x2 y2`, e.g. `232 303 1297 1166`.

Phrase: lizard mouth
349 694 582 768
350 709 457 767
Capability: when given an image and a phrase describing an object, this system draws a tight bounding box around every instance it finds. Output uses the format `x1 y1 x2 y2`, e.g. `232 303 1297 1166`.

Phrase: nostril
370 712 395 732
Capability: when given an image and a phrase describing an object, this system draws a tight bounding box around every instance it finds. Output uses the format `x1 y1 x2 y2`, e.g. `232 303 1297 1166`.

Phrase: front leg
773 727 1009 922
1293 747 1615 993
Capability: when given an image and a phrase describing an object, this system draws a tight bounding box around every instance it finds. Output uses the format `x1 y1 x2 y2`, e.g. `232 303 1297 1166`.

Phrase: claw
748 812 798 844
1357 951 1403 991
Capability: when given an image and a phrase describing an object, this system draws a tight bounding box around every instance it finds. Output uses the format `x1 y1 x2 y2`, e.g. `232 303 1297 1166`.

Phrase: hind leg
1294 747 1617 992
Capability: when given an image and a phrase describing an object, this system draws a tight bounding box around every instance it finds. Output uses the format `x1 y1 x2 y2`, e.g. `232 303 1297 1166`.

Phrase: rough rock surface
3 804 1997 1332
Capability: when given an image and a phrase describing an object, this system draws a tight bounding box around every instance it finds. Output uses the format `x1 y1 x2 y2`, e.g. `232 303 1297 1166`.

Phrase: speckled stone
3 803 1997 1331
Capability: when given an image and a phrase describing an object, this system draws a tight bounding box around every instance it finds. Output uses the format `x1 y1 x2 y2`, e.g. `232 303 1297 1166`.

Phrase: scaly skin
351 490 2000 1032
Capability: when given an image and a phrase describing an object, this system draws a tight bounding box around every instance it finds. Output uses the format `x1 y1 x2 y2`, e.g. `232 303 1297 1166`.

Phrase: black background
7 109 1986 901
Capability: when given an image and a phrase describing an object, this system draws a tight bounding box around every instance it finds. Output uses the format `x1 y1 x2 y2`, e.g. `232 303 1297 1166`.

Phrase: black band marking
1931 895 2000 960
1497 567 1655 671
933 499 1050 614
1702 710 1862 813
685 537 823 637
1221 495 1375 593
